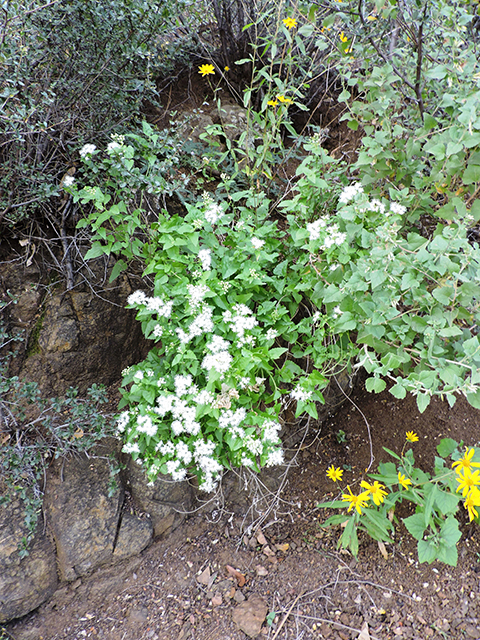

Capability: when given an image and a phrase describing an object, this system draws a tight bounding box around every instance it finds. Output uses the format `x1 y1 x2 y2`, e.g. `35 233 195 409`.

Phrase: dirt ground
5 375 480 640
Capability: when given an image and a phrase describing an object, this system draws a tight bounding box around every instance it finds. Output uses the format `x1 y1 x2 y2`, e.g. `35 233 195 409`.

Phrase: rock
44 454 124 581
19 276 149 396
126 457 193 536
232 595 268 638
0 500 57 623
113 512 153 559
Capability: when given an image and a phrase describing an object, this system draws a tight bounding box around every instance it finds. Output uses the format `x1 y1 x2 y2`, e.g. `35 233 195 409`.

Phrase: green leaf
434 488 459 516
437 438 458 457
437 542 458 567
423 484 438 527
389 383 407 399
439 515 462 548
466 389 480 410
365 377 386 394
109 259 127 282
417 538 438 564
84 242 108 260
463 164 480 185
416 393 431 413
341 517 359 556
362 509 394 542
403 513 427 541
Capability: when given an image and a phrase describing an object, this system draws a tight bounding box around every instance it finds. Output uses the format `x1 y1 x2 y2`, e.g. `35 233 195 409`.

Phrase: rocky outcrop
0 500 57 623
44 455 125 582
126 457 194 536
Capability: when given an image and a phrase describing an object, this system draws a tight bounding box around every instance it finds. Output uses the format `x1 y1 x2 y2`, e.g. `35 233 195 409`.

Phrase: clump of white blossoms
306 218 346 249
338 182 363 204
127 290 173 318
198 248 211 271
203 200 225 225
251 237 265 250
291 385 313 402
62 175 75 188
390 202 407 216
79 143 96 158
223 304 258 339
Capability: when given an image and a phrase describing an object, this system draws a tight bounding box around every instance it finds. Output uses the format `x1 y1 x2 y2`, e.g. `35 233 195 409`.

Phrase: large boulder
0 499 58 623
44 454 124 581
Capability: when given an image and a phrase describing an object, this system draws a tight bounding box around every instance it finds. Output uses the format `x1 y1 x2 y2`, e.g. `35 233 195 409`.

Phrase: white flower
307 217 328 241
262 419 281 443
174 375 192 397
198 248 211 271
127 290 147 306
79 143 97 158
291 386 313 402
390 202 407 216
107 141 122 153
207 335 231 354
63 175 75 188
155 394 174 416
116 411 130 433
171 419 184 435
266 448 284 467
136 414 157 437
122 442 140 455
202 350 232 377
338 182 363 204
251 237 265 250
194 389 215 406
176 441 193 464
146 297 173 318
187 284 209 308
244 436 263 455
204 202 224 225
265 328 278 340
133 371 144 381
312 311 321 324
152 324 163 338
369 199 386 214
156 441 175 455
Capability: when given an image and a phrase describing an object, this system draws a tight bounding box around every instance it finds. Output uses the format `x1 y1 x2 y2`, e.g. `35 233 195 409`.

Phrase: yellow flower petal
405 431 419 443
282 17 297 30
326 465 344 482
199 64 215 77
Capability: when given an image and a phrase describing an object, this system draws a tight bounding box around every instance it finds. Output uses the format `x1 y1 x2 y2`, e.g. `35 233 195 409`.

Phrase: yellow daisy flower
342 486 370 515
199 64 215 77
282 17 297 30
276 95 293 104
455 469 480 497
464 486 480 522
326 465 344 482
398 472 412 490
406 431 419 443
360 480 388 506
339 31 348 43
267 100 278 107
452 447 480 474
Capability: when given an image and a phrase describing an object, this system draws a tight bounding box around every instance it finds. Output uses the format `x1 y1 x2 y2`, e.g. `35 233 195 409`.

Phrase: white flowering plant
72 126 480 491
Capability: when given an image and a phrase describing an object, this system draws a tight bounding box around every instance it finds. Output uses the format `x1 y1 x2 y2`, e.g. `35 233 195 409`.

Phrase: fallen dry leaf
358 621 370 639
377 540 388 559
255 565 268 577
225 564 246 587
275 542 289 552
262 545 276 557
256 529 268 545
197 566 211 586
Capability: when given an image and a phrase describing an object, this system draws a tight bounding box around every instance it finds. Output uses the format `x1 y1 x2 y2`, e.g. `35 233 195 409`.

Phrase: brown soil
5 376 480 640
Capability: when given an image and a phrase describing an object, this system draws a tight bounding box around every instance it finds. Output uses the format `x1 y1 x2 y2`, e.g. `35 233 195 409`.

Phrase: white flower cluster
338 182 363 204
63 175 75 188
136 414 157 437
307 217 328 241
251 237 265 250
127 291 173 319
390 202 407 216
79 143 96 158
291 385 313 402
176 305 214 344
198 248 211 271
187 284 209 308
116 411 130 434
321 223 347 250
218 407 247 439
202 335 233 378
107 134 125 154
204 202 224 225
369 199 386 214
194 439 223 492
223 304 258 339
